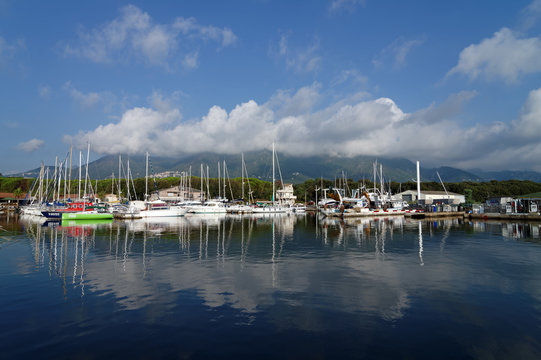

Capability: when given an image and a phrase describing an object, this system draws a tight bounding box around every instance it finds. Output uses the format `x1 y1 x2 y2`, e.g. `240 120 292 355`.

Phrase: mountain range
9 151 541 183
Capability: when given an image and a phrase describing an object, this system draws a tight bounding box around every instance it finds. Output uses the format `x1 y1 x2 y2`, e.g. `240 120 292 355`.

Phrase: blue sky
2 0 541 174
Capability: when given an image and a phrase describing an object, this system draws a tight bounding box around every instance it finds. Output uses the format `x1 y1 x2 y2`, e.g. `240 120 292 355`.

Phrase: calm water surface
1 213 541 359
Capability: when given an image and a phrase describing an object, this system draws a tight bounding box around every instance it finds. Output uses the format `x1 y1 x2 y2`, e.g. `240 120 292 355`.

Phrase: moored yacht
187 200 227 214
139 200 186 217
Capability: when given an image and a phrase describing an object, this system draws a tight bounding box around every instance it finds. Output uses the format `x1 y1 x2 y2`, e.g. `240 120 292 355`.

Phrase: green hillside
10 151 541 183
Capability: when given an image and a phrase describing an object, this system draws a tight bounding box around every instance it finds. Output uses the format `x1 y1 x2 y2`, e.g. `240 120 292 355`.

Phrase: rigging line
243 157 254 203
224 162 235 200
275 149 285 190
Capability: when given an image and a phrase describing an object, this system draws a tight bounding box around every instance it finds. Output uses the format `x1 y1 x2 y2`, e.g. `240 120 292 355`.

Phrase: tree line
292 178 541 204
2 176 541 204
0 176 274 202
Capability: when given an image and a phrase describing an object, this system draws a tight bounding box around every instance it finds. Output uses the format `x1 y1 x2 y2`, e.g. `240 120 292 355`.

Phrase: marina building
151 186 203 202
396 190 465 205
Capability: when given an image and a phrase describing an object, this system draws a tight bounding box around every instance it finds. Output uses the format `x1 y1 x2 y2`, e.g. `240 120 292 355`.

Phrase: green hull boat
61 212 113 220
62 219 113 227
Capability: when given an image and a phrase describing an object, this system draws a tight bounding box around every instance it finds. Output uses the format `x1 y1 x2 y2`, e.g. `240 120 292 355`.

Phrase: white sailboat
137 152 186 218
252 143 287 214
227 153 254 214
183 163 226 215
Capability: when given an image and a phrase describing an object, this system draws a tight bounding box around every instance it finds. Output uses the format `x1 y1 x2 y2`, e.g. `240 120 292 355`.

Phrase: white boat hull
139 208 186 217
252 206 287 214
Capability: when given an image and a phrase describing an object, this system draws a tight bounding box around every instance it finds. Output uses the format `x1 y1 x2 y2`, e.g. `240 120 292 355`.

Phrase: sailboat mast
83 143 90 200
380 164 383 198
126 159 131 200
78 151 82 200
118 154 122 201
206 165 210 200
38 163 44 203
53 156 58 202
241 153 244 201
45 167 49 202
373 161 377 196
416 161 421 205
64 157 68 200
200 164 204 202
272 143 275 205
57 159 62 202
58 159 63 202
145 152 149 201
218 161 221 200
68 144 72 199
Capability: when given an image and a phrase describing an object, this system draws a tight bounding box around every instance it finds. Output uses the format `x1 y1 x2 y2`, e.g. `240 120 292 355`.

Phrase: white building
396 190 465 205
103 194 119 203
151 186 203 202
276 184 297 206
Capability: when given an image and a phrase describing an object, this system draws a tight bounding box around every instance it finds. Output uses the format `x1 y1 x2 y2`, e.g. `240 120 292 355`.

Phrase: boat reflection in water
9 213 541 359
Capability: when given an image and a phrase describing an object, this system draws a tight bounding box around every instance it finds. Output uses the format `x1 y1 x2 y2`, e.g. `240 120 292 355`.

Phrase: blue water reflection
1 213 541 359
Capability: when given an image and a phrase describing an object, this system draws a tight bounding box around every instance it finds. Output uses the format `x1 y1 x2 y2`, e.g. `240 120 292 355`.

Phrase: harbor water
1 213 541 359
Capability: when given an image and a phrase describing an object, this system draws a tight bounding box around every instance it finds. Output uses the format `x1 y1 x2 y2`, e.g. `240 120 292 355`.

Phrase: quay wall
467 213 541 221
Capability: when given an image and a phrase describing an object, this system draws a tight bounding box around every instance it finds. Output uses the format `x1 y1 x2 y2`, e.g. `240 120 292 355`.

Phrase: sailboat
252 143 287 214
319 161 406 218
185 163 226 215
61 144 112 220
226 153 254 214
137 152 186 218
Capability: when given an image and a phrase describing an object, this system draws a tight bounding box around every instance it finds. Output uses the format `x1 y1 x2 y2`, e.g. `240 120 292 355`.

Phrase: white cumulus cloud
512 87 541 137
64 85 541 171
17 139 44 152
448 28 541 82
63 5 236 70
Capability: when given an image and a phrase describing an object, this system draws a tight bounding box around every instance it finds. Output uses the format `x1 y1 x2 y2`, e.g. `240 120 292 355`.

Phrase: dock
467 213 541 221
412 211 465 219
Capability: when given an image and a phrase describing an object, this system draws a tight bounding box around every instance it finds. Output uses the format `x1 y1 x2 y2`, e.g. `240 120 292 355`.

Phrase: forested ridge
2 177 541 204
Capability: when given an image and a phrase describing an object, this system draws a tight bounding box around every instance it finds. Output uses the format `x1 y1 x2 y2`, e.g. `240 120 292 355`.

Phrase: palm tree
13 187 23 206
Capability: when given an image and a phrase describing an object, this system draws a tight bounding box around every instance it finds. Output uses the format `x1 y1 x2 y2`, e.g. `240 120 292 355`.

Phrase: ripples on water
1 213 541 359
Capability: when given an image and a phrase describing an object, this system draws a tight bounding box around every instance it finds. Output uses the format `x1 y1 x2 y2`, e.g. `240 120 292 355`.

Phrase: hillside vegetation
2 177 540 204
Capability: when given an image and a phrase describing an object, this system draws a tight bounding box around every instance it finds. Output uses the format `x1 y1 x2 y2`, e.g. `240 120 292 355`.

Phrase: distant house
396 190 465 205
154 171 183 178
276 184 297 206
103 194 119 203
151 186 203 202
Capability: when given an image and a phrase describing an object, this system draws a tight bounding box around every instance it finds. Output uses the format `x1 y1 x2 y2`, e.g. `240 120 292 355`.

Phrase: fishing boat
319 162 407 218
